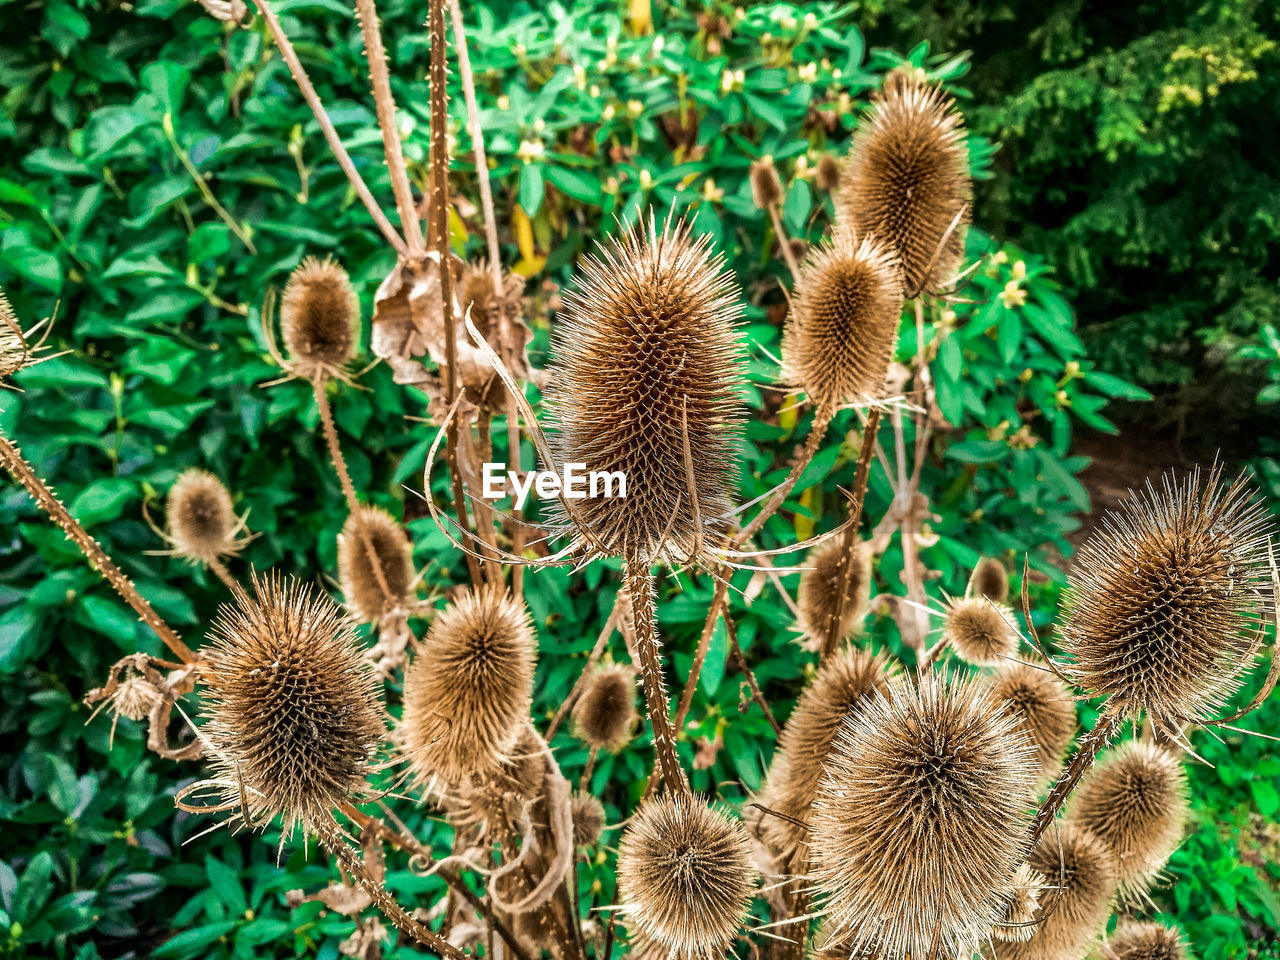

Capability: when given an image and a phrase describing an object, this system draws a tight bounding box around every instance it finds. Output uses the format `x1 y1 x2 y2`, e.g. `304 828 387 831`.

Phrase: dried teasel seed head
166 469 245 565
337 506 414 625
112 675 160 722
200 572 384 836
878 64 930 101
572 664 638 752
757 646 894 869
816 154 841 193
941 596 1020 667
810 672 1039 959
972 556 1010 603
795 537 875 642
0 288 26 380
447 724 547 839
992 863 1046 943
571 791 607 847
990 660 1076 786
400 586 536 787
280 256 359 381
749 157 784 209
1066 740 1188 898
617 794 756 957
992 821 1118 960
1059 468 1273 728
546 214 745 564
838 78 971 296
782 227 905 411
1103 920 1188 960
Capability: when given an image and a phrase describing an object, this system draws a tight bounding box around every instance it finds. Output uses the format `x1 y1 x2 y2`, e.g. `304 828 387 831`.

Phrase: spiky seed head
200 573 384 836
0 288 26 379
838 79 971 296
280 256 359 380
810 672 1039 959
113 676 160 722
617 795 756 957
973 557 1010 603
990 660 1076 785
758 646 894 868
166 469 244 565
941 596 1020 667
992 822 1118 960
795 538 875 641
993 863 1045 943
447 724 546 838
782 227 905 411
1059 468 1273 727
816 154 841 193
1066 740 1188 897
749 157 783 209
572 664 638 752
1104 921 1187 960
400 586 535 787
571 791 607 847
546 214 745 564
337 506 414 625
879 64 930 101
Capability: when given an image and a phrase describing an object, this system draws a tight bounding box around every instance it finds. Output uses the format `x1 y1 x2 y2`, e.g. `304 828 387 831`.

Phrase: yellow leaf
778 392 800 432
512 255 547 278
794 486 815 541
513 205 535 263
448 205 468 253
629 0 652 35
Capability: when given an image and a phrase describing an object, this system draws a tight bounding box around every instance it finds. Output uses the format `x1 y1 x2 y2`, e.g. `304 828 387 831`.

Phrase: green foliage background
0 1 1276 958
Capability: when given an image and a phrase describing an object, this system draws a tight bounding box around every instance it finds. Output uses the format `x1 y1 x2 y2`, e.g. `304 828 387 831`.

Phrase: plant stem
1028 700 1126 845
162 113 256 254
0 429 195 664
546 598 623 741
726 615 781 736
768 202 802 283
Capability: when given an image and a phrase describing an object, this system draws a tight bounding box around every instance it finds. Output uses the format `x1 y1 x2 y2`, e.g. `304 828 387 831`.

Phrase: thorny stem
1029 700 1127 845
353 0 424 256
206 556 243 598
252 0 408 257
726 616 781 736
0 429 196 664
546 597 623 740
768 202 802 283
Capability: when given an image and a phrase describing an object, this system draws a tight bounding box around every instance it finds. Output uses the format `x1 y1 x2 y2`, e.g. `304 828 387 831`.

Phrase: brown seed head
572 664 638 752
113 676 160 722
816 154 841 193
1103 921 1187 960
879 64 930 101
782 227 904 411
546 214 745 564
795 538 875 642
1059 468 1273 727
1066 740 1188 898
992 822 1118 960
571 791 606 847
337 506 414 625
447 724 547 839
993 863 1045 943
280 256 359 380
400 586 536 787
941 596 1019 667
200 573 384 836
749 157 784 209
810 672 1039 958
973 557 1010 603
166 469 244 565
990 660 1076 785
617 795 756 957
0 288 26 379
838 79 971 296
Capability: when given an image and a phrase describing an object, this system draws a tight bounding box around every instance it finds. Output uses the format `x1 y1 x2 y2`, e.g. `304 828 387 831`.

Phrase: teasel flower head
337 506 415 625
838 78 971 297
400 586 535 788
757 646 894 869
571 791 607 847
809 672 1039 959
1058 468 1273 730
782 225 904 413
277 256 359 382
972 556 1010 603
165 469 249 566
990 660 1076 785
199 573 385 837
1103 920 1187 960
992 863 1046 943
617 794 756 958
545 213 745 565
941 595 1020 667
572 663 638 752
749 157 783 209
447 724 546 839
795 537 875 642
992 821 1118 960
816 154 841 193
1066 740 1188 898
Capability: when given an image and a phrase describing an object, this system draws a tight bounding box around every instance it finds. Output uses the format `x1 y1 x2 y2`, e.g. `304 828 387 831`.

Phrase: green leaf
946 439 1009 464
700 618 728 697
45 754 80 816
84 106 150 161
1250 779 1279 818
518 163 546 215
1083 370 1152 401
205 856 247 918
782 180 812 235
13 852 54 925
152 921 240 959
545 165 601 204
69 479 135 525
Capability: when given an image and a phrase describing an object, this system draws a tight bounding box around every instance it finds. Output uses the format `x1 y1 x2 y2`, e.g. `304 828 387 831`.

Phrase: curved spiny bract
992 822 1118 960
617 794 756 958
991 660 1076 786
545 214 746 565
280 256 359 381
1102 920 1187 960
571 663 638 752
337 505 414 625
781 228 904 413
993 863 1046 943
973 556 1011 603
809 672 1039 959
1058 468 1273 728
838 79 971 297
200 572 384 837
796 537 875 643
399 586 536 788
1066 740 1188 898
166 469 244 565
942 596 1020 667
757 646 894 870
